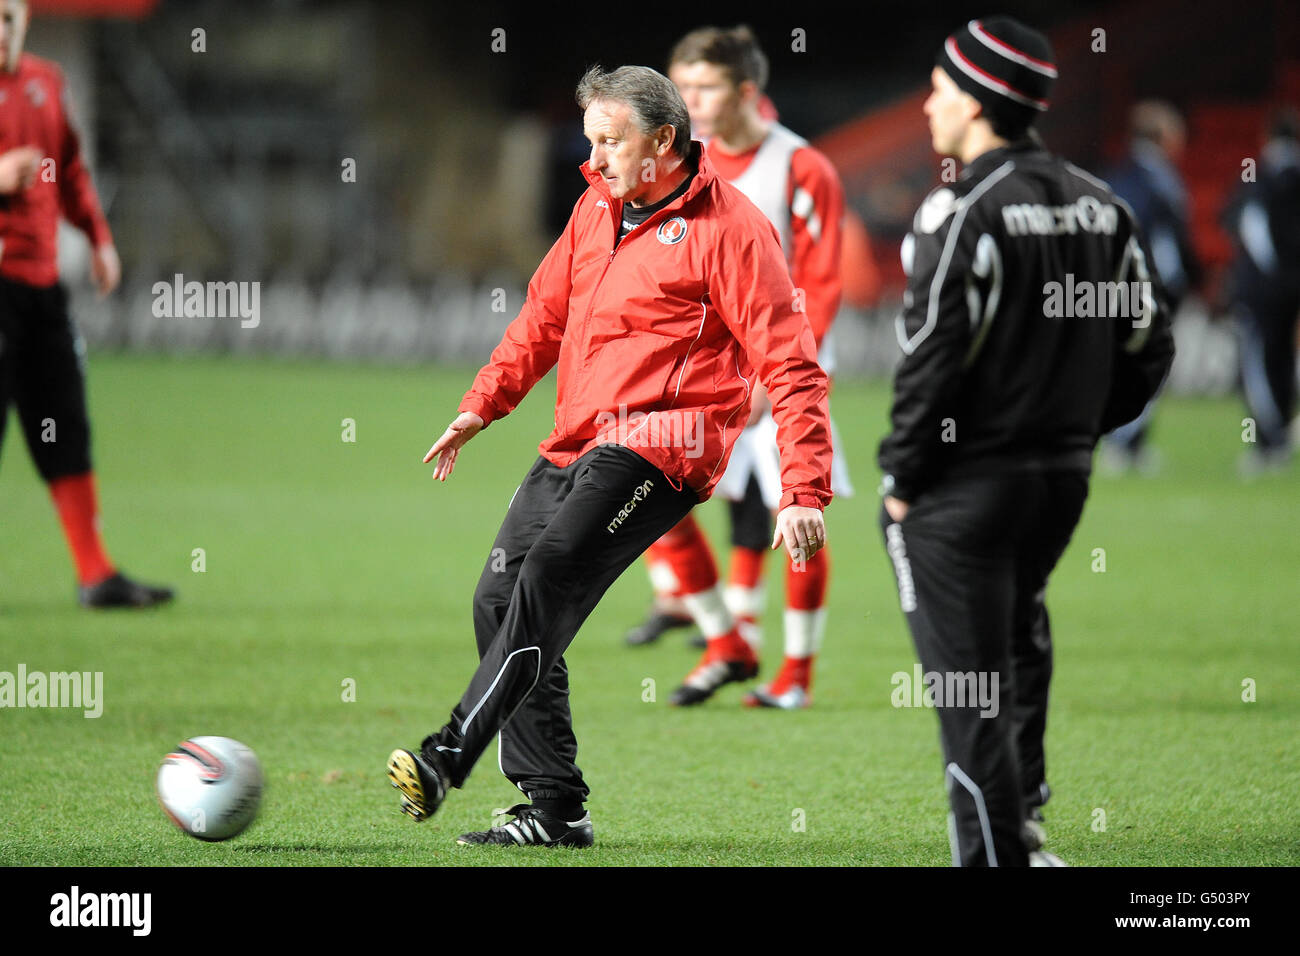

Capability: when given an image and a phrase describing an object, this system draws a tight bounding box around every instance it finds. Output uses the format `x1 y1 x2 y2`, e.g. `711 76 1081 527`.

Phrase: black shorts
728 472 771 552
0 277 92 481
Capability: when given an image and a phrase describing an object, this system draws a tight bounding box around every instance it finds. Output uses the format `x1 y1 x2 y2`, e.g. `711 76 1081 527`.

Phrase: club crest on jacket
657 217 688 244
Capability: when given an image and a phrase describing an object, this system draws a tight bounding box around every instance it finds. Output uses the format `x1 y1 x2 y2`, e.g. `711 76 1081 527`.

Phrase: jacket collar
581 139 713 211
962 133 1044 181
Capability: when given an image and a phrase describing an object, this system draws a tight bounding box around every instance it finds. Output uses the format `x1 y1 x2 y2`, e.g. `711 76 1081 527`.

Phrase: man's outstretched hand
771 505 826 561
423 412 484 481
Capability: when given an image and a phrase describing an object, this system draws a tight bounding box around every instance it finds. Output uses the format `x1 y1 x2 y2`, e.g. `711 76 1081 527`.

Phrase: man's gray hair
575 65 692 159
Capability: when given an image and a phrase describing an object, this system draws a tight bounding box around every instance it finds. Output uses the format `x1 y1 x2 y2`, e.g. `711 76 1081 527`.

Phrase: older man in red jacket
388 64 832 848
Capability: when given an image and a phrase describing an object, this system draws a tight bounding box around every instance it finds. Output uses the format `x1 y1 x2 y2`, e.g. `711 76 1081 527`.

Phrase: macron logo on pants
607 479 655 533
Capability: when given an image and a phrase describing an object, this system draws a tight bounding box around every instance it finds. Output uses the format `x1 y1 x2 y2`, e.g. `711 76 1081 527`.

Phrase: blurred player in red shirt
0 0 171 607
636 25 851 708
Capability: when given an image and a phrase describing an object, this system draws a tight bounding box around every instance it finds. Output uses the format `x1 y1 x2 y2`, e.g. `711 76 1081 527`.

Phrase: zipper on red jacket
561 184 693 437
559 201 619 437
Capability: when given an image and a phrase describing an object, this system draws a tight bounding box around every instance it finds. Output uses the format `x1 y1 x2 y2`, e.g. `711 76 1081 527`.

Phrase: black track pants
880 470 1088 866
424 444 698 804
1235 289 1300 451
0 279 93 481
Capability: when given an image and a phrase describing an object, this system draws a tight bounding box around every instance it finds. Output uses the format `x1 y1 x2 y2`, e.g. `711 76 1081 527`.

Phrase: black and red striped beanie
937 16 1057 136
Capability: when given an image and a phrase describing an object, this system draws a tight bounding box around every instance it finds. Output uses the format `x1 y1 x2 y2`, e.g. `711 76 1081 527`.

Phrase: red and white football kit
651 122 851 707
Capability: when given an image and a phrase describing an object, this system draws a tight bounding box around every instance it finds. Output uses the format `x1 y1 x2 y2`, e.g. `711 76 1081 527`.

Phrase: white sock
683 586 734 640
783 607 827 659
724 584 765 651
723 582 766 618
647 560 679 596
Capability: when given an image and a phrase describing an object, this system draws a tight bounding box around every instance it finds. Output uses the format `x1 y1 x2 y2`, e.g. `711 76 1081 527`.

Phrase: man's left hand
91 243 121 298
884 495 910 522
771 505 826 561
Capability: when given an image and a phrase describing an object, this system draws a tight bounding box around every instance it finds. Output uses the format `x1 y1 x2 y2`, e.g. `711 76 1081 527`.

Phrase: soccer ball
156 736 263 841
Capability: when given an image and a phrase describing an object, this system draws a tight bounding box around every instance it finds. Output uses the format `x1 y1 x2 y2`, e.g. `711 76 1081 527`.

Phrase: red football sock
704 627 755 662
660 513 718 595
768 655 814 695
783 548 829 679
643 539 682 600
727 545 765 590
723 546 767 648
786 545 829 610
48 472 115 586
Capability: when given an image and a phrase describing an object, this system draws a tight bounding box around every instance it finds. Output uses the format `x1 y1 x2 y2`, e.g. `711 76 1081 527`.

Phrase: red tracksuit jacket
459 141 833 511
0 53 111 287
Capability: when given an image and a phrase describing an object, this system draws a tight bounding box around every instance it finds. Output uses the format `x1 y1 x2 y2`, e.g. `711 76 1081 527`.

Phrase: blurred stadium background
32 0 1299 387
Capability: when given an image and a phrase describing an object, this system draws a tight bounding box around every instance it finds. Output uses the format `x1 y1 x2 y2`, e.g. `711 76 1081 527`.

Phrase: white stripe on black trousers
421 444 699 804
879 469 1087 866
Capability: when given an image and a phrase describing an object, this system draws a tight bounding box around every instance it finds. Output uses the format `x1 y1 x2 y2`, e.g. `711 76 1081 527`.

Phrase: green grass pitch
1 353 1296 866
